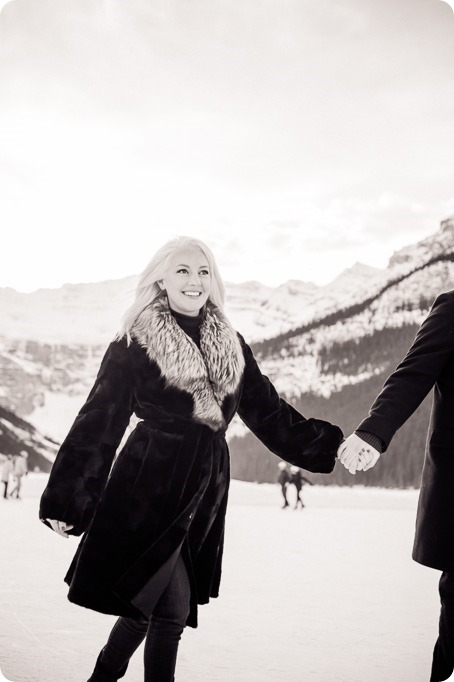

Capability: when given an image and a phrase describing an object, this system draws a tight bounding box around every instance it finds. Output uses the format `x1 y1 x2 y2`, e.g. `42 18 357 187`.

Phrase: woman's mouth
182 291 202 298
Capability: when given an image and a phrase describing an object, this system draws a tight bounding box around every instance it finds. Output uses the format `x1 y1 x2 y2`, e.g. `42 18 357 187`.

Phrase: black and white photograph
1 1 454 680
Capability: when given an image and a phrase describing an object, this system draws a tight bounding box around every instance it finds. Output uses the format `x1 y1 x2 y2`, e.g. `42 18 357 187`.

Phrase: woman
40 236 343 681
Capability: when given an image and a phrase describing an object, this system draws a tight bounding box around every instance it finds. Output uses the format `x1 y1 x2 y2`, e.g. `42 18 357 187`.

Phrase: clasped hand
337 434 380 475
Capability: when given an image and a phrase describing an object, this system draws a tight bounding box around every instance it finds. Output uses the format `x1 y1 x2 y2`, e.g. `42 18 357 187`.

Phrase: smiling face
160 247 212 316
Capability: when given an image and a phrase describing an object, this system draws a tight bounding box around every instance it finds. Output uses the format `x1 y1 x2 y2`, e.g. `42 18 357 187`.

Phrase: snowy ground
0 476 442 682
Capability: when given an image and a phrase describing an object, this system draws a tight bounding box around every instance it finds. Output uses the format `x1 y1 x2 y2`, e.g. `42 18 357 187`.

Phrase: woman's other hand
45 519 74 538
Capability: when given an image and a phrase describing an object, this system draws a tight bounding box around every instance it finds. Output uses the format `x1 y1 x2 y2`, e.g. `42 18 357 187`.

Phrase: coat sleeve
358 292 454 450
39 338 134 534
236 336 343 473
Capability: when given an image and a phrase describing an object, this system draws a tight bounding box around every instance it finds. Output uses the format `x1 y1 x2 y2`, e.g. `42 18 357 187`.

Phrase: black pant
280 483 289 507
430 571 454 682
88 553 191 682
9 475 23 498
294 487 304 508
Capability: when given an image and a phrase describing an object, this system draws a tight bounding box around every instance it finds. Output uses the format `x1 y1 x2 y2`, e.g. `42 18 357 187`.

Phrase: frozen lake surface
0 475 441 681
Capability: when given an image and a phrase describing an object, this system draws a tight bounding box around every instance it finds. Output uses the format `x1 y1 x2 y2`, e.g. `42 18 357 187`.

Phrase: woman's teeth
183 291 201 297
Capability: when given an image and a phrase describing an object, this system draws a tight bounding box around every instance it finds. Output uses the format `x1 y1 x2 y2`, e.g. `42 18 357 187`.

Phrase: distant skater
39 236 342 682
277 461 291 508
290 465 313 509
1 455 14 499
10 450 29 500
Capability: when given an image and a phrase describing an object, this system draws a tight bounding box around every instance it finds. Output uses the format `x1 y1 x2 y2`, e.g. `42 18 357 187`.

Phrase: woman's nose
188 272 201 285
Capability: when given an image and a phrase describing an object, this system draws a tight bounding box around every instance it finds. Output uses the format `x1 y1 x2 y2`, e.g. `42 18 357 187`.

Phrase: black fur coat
40 298 343 627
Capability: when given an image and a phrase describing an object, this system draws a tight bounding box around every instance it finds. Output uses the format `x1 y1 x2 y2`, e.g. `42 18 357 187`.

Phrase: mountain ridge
0 263 388 345
2 217 454 485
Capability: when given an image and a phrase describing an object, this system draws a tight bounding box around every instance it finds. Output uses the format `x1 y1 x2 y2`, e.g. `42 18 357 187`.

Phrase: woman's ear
158 280 165 291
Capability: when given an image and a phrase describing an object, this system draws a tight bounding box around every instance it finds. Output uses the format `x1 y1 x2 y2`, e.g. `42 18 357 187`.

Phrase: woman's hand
45 519 74 538
338 433 380 474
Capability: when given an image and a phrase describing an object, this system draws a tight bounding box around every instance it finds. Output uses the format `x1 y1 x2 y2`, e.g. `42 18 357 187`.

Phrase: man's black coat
359 291 454 570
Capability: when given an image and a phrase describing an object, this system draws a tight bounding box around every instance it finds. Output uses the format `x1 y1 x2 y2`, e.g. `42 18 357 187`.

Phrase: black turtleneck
171 308 203 348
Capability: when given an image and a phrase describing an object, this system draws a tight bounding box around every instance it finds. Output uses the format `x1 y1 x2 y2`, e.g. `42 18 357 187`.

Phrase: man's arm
339 292 454 473
358 292 454 449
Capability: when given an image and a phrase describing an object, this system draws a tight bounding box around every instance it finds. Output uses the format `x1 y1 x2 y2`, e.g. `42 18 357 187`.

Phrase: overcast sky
1 0 454 292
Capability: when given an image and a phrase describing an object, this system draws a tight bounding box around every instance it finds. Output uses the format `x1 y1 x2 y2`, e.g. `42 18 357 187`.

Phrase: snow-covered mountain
252 217 454 400
0 260 386 345
1 216 453 475
252 257 454 401
229 217 454 486
0 405 57 472
0 275 138 345
5 221 444 348
388 215 454 271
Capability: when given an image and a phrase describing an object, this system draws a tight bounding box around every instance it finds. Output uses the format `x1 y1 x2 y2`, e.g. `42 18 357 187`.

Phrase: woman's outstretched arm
236 335 343 473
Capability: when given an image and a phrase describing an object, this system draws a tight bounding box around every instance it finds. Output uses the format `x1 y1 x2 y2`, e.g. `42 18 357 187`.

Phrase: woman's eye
176 268 188 274
199 270 210 276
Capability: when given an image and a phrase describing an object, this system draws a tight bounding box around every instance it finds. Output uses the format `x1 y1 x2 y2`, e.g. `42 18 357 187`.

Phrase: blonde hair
117 236 225 341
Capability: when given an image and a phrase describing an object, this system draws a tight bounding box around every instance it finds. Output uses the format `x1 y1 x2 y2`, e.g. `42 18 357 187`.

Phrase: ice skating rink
0 475 440 682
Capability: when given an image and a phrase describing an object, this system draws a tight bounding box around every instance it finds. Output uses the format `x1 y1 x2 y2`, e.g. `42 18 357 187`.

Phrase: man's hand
337 434 380 474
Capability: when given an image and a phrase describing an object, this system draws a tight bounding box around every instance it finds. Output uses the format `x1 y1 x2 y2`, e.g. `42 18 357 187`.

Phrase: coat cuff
295 420 343 473
355 430 384 453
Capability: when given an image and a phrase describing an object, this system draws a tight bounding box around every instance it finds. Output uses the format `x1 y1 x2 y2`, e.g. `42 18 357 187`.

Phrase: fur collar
131 297 245 431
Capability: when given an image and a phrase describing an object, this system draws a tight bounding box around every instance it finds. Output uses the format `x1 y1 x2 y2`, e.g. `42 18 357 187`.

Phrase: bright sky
1 0 454 292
